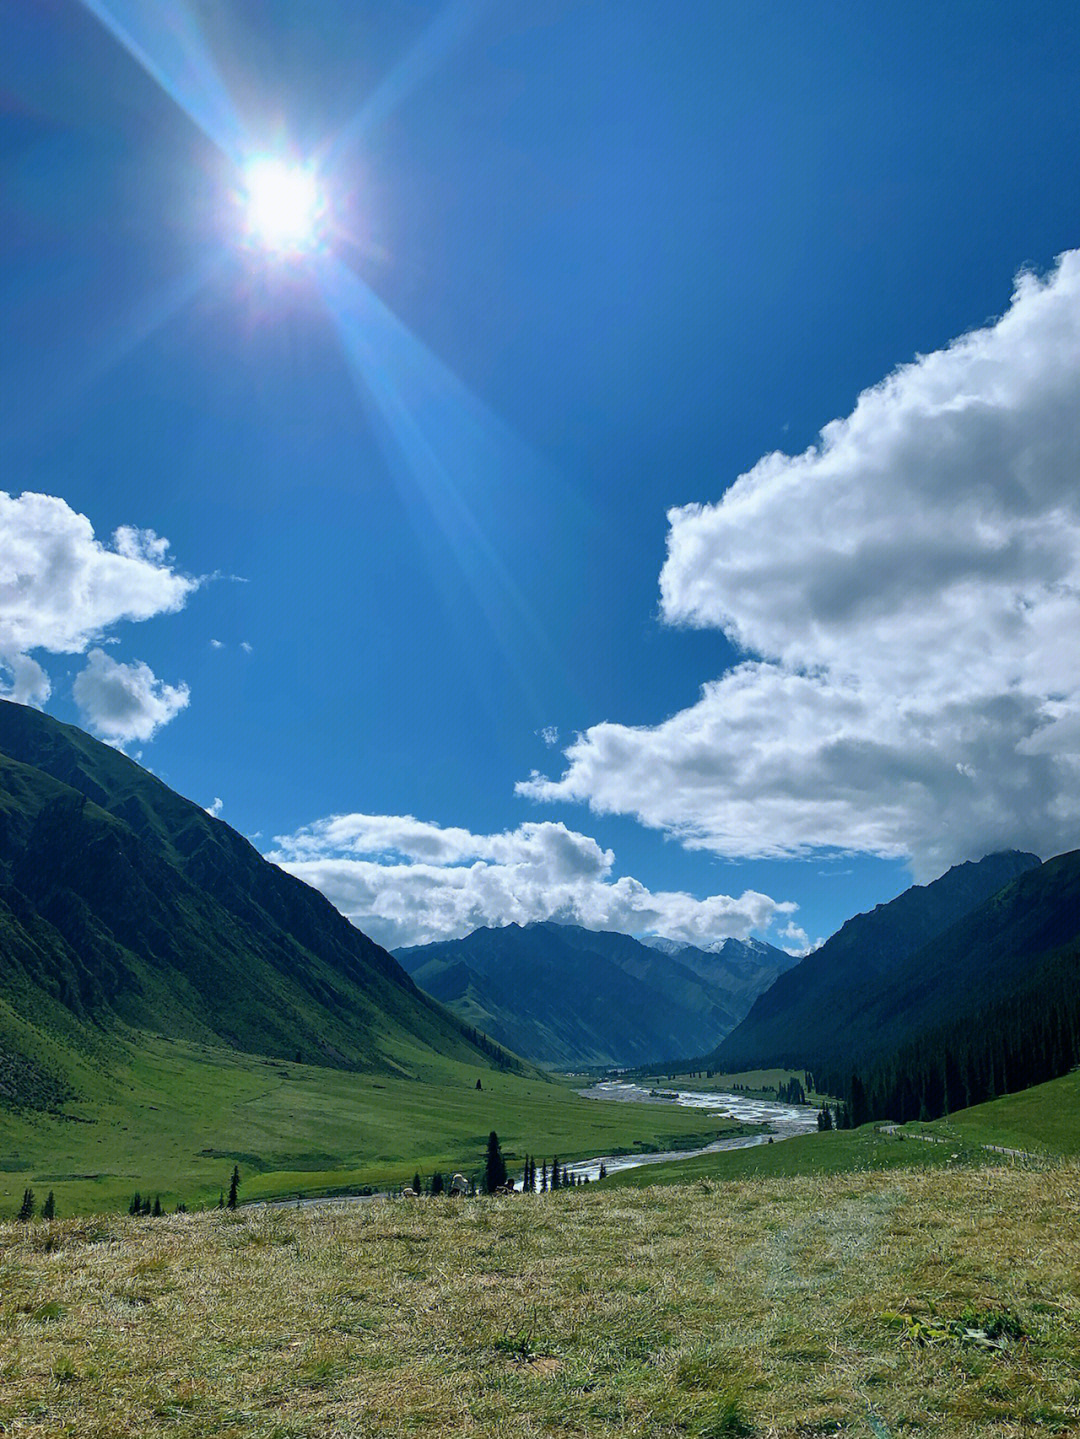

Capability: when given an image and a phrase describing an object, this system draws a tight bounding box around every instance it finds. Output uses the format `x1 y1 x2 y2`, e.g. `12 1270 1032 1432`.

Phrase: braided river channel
556 1081 821 1184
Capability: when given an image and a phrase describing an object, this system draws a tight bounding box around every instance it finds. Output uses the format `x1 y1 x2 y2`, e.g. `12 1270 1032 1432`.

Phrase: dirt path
876 1124 1039 1162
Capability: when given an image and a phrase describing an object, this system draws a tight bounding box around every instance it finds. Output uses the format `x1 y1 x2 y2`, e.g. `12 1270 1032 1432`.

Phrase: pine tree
551 1157 561 1190
17 1188 35 1222
129 1191 142 1216
218 1191 225 1209
430 1171 445 1196
475 1078 483 1090
598 1161 608 1180
141 1196 152 1215
540 1161 548 1193
42 1191 56 1221
817 1106 833 1131
412 1171 423 1195
152 1195 163 1217
484 1131 508 1193
227 1165 240 1209
849 1073 869 1128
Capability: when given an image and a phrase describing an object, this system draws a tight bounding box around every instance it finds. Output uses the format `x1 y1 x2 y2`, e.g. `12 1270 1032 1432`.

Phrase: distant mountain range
0 701 521 1110
6 697 1076 1144
711 850 1047 1075
395 921 797 1067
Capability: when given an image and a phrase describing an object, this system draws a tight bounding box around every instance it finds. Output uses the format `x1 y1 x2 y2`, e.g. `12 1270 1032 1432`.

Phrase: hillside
916 1067 1080 1156
0 700 520 1109
395 921 792 1066
712 850 1042 1073
4 1163 1077 1438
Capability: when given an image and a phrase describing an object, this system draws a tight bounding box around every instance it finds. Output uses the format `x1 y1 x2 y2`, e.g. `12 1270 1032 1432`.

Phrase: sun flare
242 158 322 254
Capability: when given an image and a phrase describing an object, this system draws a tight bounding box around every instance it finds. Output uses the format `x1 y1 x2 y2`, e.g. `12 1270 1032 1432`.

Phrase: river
255 1081 819 1209
546 1080 819 1184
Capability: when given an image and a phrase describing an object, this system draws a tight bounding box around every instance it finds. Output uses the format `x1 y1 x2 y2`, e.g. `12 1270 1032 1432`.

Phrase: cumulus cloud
269 813 794 950
539 725 559 746
779 921 820 957
206 797 224 817
0 492 195 718
73 649 190 745
520 251 1080 877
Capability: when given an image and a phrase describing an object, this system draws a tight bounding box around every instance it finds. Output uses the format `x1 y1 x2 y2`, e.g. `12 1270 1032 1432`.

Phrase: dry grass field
2 1162 1078 1437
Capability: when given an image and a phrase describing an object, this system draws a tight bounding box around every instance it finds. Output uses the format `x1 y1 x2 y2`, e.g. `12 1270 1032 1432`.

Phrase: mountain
643 936 800 1005
0 701 521 1109
711 850 1043 1074
394 921 794 1067
854 848 1080 1116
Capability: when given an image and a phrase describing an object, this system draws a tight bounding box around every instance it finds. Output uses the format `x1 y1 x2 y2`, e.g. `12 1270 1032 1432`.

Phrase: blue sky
3 0 1079 950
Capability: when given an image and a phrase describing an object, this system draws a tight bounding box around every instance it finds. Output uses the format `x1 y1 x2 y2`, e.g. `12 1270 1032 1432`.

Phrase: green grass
2 1163 1078 1436
0 1033 746 1216
911 1068 1080 1157
641 1067 829 1102
601 1070 1080 1190
599 1123 1013 1188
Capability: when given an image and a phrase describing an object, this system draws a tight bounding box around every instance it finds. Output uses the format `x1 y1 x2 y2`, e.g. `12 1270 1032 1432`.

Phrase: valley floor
0 1035 742 1215
2 1162 1078 1437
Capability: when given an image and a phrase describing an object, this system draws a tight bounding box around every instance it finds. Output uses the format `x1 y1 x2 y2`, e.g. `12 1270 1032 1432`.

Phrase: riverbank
572 1079 819 1182
4 1162 1076 1436
0 1036 747 1215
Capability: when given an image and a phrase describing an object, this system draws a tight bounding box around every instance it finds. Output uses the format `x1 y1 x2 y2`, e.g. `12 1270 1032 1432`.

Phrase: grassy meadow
0 1035 747 1217
601 1123 1010 1188
2 1162 1078 1437
640 1069 818 1097
910 1070 1080 1158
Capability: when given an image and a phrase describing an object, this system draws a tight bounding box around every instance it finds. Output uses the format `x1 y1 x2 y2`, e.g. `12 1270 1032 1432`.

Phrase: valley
0 1033 750 1215
6 10 1080 1432
2 702 1080 1439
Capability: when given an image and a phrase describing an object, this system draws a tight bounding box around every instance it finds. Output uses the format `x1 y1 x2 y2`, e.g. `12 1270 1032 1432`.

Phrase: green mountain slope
396 920 792 1066
712 850 1042 1073
854 852 1080 1121
0 700 521 1108
849 851 1080 1064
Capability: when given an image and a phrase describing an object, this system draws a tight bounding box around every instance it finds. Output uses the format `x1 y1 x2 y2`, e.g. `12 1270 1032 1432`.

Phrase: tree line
821 943 1080 1125
402 1132 598 1197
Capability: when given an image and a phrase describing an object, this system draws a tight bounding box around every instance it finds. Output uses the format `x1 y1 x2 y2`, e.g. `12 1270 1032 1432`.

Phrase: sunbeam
326 0 493 163
76 0 245 162
318 255 559 712
0 251 225 451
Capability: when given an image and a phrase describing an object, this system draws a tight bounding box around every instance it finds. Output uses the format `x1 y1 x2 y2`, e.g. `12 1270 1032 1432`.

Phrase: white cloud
240 641 253 654
73 649 190 745
779 921 821 957
0 653 51 708
539 725 559 746
206 797 224 817
519 251 1080 878
269 813 794 950
0 492 196 716
210 638 224 649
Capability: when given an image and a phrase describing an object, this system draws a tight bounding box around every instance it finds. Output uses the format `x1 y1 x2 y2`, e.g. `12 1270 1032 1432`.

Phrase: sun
242 158 323 255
